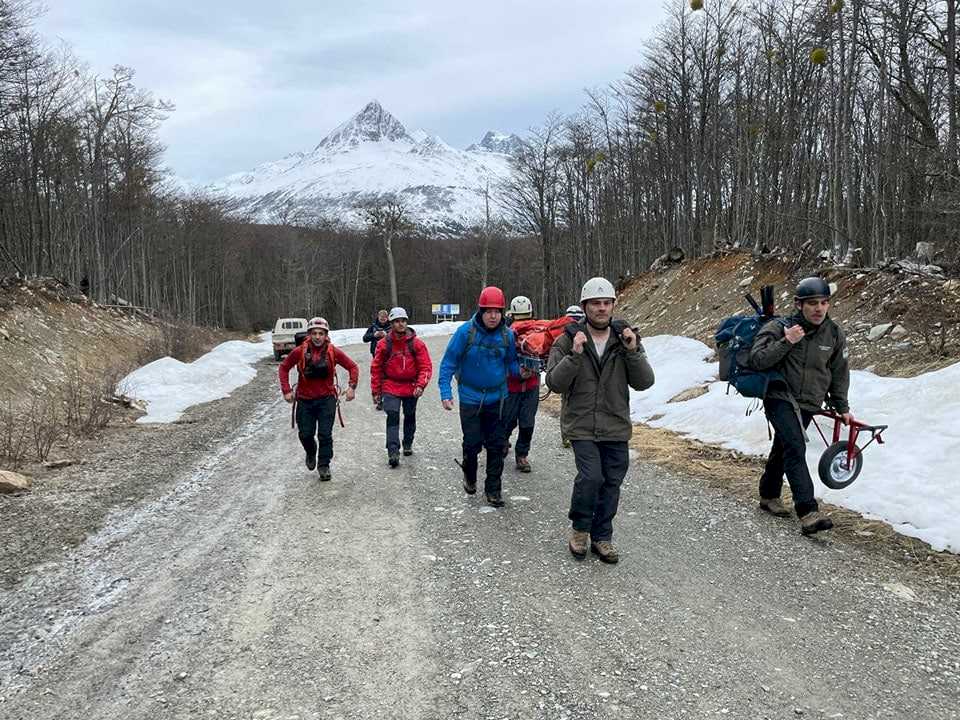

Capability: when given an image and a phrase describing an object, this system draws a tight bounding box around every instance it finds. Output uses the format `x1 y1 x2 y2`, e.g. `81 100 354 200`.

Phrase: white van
272 317 308 360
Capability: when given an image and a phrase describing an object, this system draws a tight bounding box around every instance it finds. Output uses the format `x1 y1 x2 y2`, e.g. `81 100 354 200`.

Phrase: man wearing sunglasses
279 317 359 481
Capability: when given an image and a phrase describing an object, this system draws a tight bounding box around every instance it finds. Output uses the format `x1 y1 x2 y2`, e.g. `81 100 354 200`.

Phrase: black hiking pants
504 387 539 459
296 396 337 468
459 402 508 496
760 398 818 517
569 440 629 541
383 393 418 453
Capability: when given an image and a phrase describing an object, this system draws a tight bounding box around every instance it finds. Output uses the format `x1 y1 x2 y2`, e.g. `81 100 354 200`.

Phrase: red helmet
477 286 506 309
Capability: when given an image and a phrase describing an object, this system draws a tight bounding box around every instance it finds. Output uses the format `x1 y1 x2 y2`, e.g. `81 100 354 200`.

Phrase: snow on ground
635 335 960 553
119 322 464 426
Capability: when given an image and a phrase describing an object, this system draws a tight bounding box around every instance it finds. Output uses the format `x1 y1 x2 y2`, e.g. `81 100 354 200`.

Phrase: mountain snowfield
207 101 521 233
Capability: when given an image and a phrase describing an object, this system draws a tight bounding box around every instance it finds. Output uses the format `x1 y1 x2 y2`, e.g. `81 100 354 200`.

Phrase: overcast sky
35 1 669 184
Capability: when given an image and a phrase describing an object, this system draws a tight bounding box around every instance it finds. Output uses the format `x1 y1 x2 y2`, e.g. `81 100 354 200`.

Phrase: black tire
818 441 863 489
274 350 282 361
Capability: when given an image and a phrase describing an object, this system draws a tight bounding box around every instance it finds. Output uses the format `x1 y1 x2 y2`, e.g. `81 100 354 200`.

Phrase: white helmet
565 304 585 319
580 277 616 303
307 316 329 331
388 307 408 321
509 295 532 317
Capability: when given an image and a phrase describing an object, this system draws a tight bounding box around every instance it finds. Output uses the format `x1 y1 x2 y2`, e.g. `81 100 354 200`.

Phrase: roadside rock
890 325 909 340
0 471 31 493
738 276 754 288
868 323 893 341
668 385 710 403
43 459 75 470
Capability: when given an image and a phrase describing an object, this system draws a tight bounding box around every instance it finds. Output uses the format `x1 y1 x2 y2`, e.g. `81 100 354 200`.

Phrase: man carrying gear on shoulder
371 307 433 468
750 277 852 536
504 295 540 473
546 277 655 564
439 286 524 508
279 317 359 481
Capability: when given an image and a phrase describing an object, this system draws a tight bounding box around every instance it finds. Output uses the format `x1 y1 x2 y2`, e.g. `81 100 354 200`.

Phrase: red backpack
511 316 575 359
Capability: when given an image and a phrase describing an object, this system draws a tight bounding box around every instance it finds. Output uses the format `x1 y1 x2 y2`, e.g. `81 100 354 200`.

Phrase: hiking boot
800 511 834 536
759 497 791 518
402 445 413 456
456 458 477 495
485 493 505 508
317 466 331 482
388 452 400 468
515 457 531 473
590 540 620 564
305 451 317 471
568 530 589 560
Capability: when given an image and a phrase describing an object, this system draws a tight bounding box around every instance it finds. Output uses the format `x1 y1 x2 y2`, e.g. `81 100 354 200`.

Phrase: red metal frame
811 410 888 467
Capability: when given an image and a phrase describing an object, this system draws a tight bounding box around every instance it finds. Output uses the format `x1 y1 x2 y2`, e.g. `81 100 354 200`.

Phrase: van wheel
274 350 282 361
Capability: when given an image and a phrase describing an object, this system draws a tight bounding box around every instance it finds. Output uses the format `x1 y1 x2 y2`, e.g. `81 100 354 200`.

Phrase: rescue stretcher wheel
818 441 863 489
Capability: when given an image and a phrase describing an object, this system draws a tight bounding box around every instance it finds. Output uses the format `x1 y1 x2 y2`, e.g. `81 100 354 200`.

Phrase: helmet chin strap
585 317 610 330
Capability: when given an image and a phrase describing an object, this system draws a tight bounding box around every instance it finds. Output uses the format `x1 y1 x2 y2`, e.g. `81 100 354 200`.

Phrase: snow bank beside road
633 335 960 553
120 322 464 426
120 333 274 425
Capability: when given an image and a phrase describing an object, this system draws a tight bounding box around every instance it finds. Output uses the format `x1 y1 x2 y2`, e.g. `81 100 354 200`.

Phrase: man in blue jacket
439 286 525 507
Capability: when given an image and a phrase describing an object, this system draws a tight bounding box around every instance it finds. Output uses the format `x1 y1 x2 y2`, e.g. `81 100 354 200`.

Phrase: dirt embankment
617 251 960 377
0 277 245 470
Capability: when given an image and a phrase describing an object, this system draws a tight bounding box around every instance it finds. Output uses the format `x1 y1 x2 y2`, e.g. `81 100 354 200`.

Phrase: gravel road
1 335 958 719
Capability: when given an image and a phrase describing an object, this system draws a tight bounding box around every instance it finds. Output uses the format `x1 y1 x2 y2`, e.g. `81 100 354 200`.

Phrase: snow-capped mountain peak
467 130 525 156
209 103 518 234
316 100 411 150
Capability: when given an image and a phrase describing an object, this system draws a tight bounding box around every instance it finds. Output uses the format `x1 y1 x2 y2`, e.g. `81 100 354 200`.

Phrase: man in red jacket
279 317 359 481
371 307 433 467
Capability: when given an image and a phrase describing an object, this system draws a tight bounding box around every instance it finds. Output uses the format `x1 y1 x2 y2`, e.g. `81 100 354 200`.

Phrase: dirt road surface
2 335 959 719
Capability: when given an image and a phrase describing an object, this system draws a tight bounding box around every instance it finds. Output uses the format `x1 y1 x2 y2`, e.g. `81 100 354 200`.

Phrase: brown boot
759 497 791 518
800 511 834 536
590 540 620 564
516 457 531 473
568 529 589 560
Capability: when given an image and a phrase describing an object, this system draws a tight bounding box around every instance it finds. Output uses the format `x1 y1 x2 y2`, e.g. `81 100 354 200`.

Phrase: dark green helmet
794 277 831 301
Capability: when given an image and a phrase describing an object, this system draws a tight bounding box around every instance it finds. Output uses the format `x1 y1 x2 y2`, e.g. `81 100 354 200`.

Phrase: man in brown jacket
546 277 655 564
750 277 852 535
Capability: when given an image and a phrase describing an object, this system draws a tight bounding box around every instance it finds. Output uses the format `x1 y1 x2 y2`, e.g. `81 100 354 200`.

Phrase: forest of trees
4 0 959 330
503 0 960 312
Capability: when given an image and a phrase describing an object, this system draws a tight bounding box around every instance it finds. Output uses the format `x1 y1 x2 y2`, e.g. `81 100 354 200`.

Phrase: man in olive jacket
750 277 852 536
546 277 655 564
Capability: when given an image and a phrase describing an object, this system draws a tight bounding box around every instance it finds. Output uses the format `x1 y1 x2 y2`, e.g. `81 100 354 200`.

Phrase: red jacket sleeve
333 346 360 387
278 346 302 395
414 338 433 389
370 340 386 395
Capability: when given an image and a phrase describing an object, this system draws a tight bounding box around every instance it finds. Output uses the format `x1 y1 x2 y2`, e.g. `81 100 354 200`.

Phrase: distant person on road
371 307 433 468
438 286 524 507
750 277 851 536
279 317 359 481
363 309 391 356
546 277 655 564
503 295 540 473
